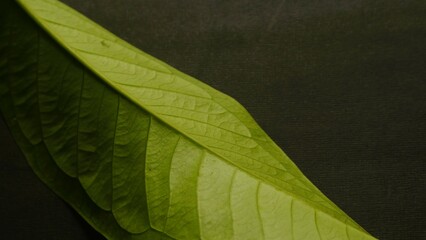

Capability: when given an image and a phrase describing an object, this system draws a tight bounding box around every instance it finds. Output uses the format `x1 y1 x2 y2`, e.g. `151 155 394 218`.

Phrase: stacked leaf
0 0 377 239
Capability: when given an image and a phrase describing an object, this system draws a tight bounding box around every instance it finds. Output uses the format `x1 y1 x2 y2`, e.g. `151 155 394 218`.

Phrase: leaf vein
256 182 265 239
158 112 251 138
112 80 212 101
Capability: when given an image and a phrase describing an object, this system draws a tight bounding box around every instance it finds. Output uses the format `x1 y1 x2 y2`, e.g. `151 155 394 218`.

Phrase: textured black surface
1 0 425 239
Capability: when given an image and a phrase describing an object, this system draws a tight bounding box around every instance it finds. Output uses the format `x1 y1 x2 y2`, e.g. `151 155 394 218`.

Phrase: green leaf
0 0 377 239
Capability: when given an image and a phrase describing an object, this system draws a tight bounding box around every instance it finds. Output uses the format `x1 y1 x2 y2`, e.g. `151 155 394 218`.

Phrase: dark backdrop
1 0 425 239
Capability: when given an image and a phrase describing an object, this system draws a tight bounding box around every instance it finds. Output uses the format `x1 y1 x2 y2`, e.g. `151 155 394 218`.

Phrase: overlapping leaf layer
0 0 376 239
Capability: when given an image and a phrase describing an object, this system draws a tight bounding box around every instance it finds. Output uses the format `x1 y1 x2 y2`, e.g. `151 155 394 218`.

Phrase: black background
1 0 425 239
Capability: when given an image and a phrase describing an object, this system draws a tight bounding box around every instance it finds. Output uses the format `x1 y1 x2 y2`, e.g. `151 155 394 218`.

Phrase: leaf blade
0 0 378 239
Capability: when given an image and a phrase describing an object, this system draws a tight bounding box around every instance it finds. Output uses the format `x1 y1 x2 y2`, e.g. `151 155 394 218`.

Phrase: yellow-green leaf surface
0 0 377 239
